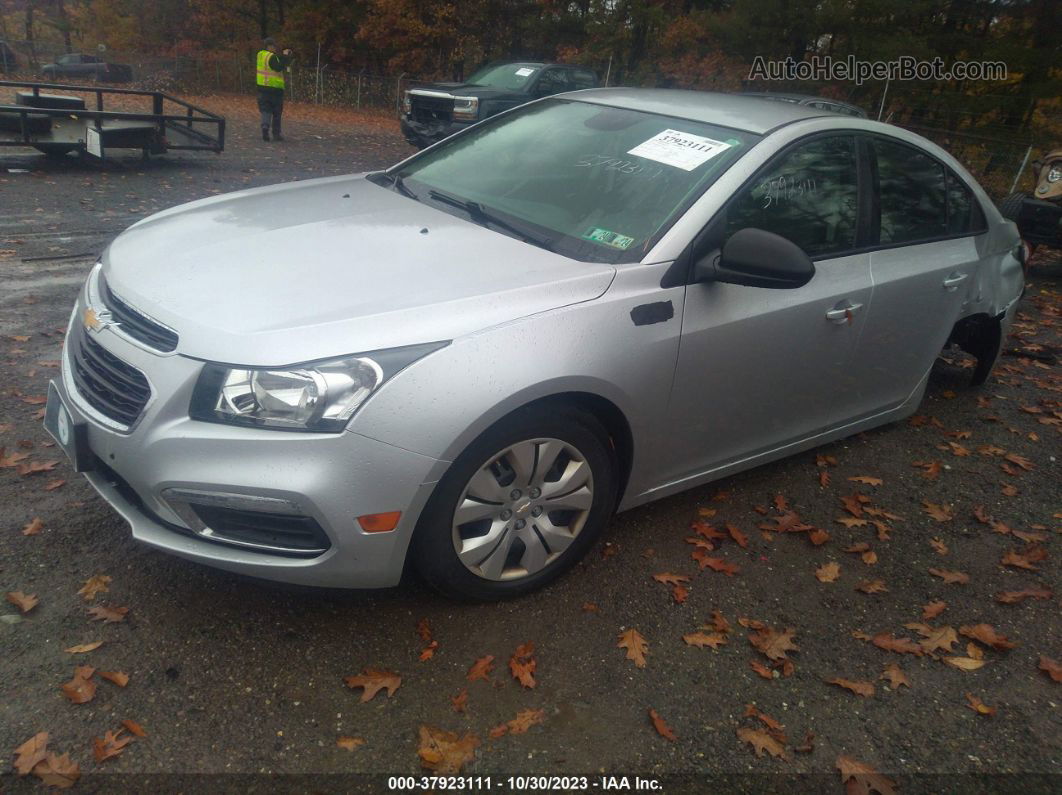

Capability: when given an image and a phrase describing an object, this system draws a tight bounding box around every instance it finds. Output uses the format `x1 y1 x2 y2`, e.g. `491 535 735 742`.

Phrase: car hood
102 175 615 366
412 83 523 99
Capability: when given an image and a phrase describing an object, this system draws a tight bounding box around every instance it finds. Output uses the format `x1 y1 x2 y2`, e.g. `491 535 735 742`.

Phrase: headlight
190 342 447 432
1047 166 1061 183
452 96 479 122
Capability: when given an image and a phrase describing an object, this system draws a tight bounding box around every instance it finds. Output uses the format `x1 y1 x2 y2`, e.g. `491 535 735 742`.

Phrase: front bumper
52 301 445 588
399 116 470 148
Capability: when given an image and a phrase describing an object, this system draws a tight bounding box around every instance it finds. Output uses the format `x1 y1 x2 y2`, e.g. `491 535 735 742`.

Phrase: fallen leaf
848 476 883 486
996 587 1052 604
419 640 438 661
31 752 80 789
915 625 958 654
929 568 969 585
828 677 875 697
922 601 947 620
710 610 731 633
815 562 841 583
836 755 897 795
581 602 599 612
87 605 128 623
881 663 910 689
959 624 1017 650
343 668 401 702
6 591 39 613
92 730 132 763
77 575 111 602
671 583 689 604
749 659 774 679
872 633 924 656
44 478 65 491
737 727 786 760
99 670 130 687
923 501 954 521
944 656 987 671
966 693 996 716
696 554 740 576
120 719 146 737
683 631 727 649
416 618 432 643
794 731 815 753
727 523 749 548
60 666 96 704
913 460 942 480
1038 656 1062 683
749 626 799 661
808 528 830 546
652 572 690 587
617 628 649 668
857 579 888 594
1001 545 1047 570
841 495 864 517
337 736 365 751
836 517 870 528
451 688 468 713
649 708 677 741
64 641 103 654
417 726 479 774
14 732 49 776
21 517 44 535
1004 453 1034 471
466 655 495 682
930 538 948 555
509 643 536 688
506 708 545 735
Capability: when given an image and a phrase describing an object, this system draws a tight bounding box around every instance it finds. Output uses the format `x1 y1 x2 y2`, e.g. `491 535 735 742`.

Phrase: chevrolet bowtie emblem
83 307 110 332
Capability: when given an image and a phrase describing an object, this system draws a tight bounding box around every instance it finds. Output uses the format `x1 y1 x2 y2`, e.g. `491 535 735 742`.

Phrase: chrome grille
69 324 151 427
101 276 178 352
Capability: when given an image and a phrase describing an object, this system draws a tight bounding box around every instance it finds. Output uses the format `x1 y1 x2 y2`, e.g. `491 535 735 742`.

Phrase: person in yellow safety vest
256 37 294 142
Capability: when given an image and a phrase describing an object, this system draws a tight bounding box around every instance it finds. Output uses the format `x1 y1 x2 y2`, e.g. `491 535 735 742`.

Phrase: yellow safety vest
256 50 284 89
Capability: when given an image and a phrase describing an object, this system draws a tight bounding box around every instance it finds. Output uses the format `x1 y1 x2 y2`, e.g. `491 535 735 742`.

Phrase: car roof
563 88 835 134
743 91 866 112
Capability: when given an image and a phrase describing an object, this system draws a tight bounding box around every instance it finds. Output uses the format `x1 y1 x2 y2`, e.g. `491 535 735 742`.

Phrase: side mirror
693 228 815 289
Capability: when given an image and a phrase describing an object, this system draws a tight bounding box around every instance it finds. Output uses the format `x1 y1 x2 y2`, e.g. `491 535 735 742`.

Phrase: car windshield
465 62 542 90
394 99 759 263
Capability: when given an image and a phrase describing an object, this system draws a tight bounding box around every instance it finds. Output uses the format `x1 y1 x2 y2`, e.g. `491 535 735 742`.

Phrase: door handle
826 302 863 325
942 272 969 291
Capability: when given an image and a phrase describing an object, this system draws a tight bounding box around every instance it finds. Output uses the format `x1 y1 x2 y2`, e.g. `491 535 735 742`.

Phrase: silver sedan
45 88 1024 599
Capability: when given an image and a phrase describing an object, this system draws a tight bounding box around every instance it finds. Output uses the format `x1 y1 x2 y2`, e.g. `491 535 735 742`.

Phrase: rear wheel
411 405 617 600
953 316 1003 386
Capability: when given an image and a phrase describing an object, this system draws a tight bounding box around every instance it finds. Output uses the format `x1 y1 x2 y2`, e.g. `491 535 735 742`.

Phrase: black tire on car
411 403 618 601
962 317 1003 387
999 192 1027 223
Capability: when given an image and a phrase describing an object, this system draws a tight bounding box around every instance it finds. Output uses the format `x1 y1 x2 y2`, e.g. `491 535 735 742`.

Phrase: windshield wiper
369 171 419 201
427 189 554 251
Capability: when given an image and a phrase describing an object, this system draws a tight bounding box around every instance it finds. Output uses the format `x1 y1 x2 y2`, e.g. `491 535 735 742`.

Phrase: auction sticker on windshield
628 129 732 171
514 67 536 77
583 227 635 250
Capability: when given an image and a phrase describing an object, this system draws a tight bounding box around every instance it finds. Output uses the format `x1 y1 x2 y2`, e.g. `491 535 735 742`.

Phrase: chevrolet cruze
45 89 1024 599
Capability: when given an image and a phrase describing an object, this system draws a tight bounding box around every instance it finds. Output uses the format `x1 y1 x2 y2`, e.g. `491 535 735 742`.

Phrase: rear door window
945 170 985 235
722 135 859 258
873 138 947 244
570 69 597 89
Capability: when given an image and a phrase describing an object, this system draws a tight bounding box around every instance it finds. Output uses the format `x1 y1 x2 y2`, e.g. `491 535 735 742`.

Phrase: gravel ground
1 94 1060 793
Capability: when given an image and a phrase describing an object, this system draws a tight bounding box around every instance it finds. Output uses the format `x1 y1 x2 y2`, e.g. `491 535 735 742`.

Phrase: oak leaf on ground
965 693 996 716
337 736 365 751
694 552 740 576
683 631 727 649
872 633 924 656
828 677 875 697
92 730 132 763
466 655 495 682
881 663 910 689
509 643 536 688
727 523 749 548
749 659 774 680
749 626 799 661
31 752 80 789
1038 656 1062 683
710 610 731 633
343 668 401 702
77 575 111 601
928 568 969 585
836 755 897 795
944 656 986 671
64 641 102 654
856 579 888 594
648 708 677 741
959 624 1017 650
652 573 689 587
849 476 883 486
87 605 128 623
737 727 786 760
121 719 146 737
617 628 648 667
815 562 841 583
417 726 479 774
21 517 44 535
923 501 954 522
6 591 38 613
99 670 130 687
922 601 947 620
1001 545 1047 570
14 732 49 776
450 688 468 713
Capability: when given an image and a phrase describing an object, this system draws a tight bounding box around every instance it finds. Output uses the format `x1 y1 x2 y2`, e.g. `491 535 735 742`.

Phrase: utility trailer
0 79 224 160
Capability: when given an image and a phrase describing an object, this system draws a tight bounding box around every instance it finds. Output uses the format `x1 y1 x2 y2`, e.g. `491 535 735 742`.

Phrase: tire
34 145 75 158
961 317 1003 387
999 192 1027 223
411 404 618 601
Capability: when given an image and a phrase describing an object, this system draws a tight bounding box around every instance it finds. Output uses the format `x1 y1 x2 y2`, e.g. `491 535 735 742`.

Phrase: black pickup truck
400 61 598 148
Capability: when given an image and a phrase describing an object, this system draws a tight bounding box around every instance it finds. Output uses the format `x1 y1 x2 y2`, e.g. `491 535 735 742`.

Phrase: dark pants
257 88 284 135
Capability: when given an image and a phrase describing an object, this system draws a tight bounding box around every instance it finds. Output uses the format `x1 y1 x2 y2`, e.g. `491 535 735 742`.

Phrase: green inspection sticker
583 227 636 250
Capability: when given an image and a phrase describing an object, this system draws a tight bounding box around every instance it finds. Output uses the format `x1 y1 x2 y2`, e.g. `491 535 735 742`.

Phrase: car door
836 135 984 421
530 68 571 99
663 134 872 483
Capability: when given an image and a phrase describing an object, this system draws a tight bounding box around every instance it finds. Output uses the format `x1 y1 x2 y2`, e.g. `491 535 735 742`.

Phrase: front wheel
411 405 617 600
